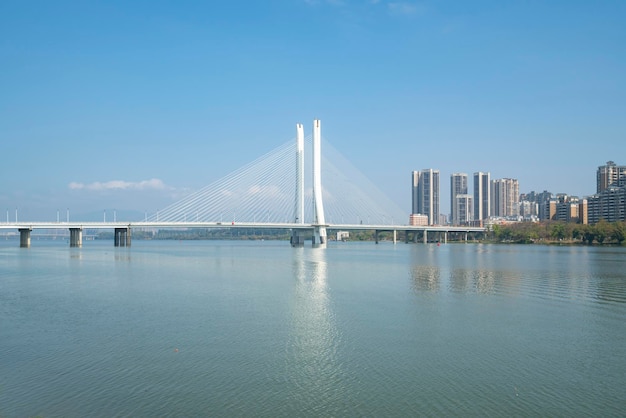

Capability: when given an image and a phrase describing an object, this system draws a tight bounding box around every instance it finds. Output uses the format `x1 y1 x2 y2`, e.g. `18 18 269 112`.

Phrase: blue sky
1 0 625 221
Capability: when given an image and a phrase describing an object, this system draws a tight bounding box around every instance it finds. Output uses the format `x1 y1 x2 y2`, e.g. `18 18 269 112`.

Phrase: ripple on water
1 242 626 417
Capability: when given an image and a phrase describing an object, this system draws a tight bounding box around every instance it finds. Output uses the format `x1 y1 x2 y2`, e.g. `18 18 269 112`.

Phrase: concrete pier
312 226 326 247
404 231 422 244
290 229 306 247
392 229 397 244
114 227 131 247
423 230 428 244
374 230 379 244
69 228 83 247
19 228 31 248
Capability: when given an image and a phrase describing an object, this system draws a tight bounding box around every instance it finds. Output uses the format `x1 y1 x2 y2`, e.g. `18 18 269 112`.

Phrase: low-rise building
409 214 429 226
336 231 349 241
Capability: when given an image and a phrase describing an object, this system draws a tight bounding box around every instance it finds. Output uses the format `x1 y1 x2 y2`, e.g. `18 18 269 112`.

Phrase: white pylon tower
312 119 327 247
290 123 306 247
294 123 304 224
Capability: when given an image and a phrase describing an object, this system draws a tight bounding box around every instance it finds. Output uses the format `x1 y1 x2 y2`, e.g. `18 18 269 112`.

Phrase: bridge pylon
290 123 306 247
290 119 326 248
312 119 327 248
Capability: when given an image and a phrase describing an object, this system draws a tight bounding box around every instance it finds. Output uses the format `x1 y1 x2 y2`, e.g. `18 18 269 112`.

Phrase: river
1 240 625 416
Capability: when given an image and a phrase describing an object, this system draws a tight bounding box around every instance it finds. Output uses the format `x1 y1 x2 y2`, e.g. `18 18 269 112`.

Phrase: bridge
0 221 485 247
1 120 486 248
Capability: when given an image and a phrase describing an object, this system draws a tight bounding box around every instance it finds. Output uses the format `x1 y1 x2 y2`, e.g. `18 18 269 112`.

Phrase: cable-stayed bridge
1 120 485 248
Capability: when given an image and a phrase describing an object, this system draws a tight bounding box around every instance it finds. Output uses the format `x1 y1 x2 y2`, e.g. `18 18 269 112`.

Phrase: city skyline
2 1 625 219
414 161 626 223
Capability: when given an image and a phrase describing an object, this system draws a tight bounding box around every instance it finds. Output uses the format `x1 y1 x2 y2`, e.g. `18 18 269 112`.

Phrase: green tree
491 224 502 241
611 221 626 245
550 223 566 241
594 220 610 244
572 225 584 242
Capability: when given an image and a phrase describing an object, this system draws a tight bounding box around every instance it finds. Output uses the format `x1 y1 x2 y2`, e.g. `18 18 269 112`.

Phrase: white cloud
69 178 172 191
304 0 345 6
248 184 282 197
388 1 424 16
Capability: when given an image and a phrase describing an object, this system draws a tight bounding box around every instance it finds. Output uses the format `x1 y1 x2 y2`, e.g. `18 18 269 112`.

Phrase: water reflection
473 269 496 294
69 249 83 260
588 248 626 303
410 265 440 292
285 248 342 411
409 244 499 295
449 268 470 292
114 250 131 262
409 244 441 292
448 267 496 294
467 245 497 294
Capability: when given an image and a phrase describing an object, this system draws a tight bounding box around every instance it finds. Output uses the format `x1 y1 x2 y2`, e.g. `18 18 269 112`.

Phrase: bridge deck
0 221 485 232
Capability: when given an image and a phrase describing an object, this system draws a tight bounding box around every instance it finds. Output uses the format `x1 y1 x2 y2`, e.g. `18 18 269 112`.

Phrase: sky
1 0 625 221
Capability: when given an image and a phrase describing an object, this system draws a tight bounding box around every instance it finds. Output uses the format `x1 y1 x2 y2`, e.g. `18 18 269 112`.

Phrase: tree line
490 220 626 245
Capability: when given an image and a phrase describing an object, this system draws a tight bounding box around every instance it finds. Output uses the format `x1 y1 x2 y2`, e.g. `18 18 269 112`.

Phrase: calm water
1 239 625 417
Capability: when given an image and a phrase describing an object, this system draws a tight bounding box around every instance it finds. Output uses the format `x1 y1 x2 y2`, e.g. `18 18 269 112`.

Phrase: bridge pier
374 230 379 244
392 229 397 244
69 228 83 247
19 228 31 248
444 231 447 244
290 229 305 247
404 230 416 243
114 227 131 247
312 226 327 248
423 230 428 244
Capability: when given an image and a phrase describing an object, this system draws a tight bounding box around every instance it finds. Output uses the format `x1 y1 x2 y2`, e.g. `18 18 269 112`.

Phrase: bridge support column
405 231 409 244
69 228 83 248
392 229 397 244
312 226 326 248
444 231 447 244
423 230 428 244
290 229 305 247
114 227 131 247
465 232 468 242
19 228 31 248
374 230 379 244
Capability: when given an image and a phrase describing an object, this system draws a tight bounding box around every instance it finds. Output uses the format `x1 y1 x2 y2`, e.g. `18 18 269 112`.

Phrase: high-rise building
450 173 468 225
519 200 538 219
491 178 520 217
579 199 588 225
597 161 626 193
587 185 626 224
554 194 580 222
527 190 554 220
473 172 490 223
411 171 420 215
454 194 473 225
411 169 440 225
